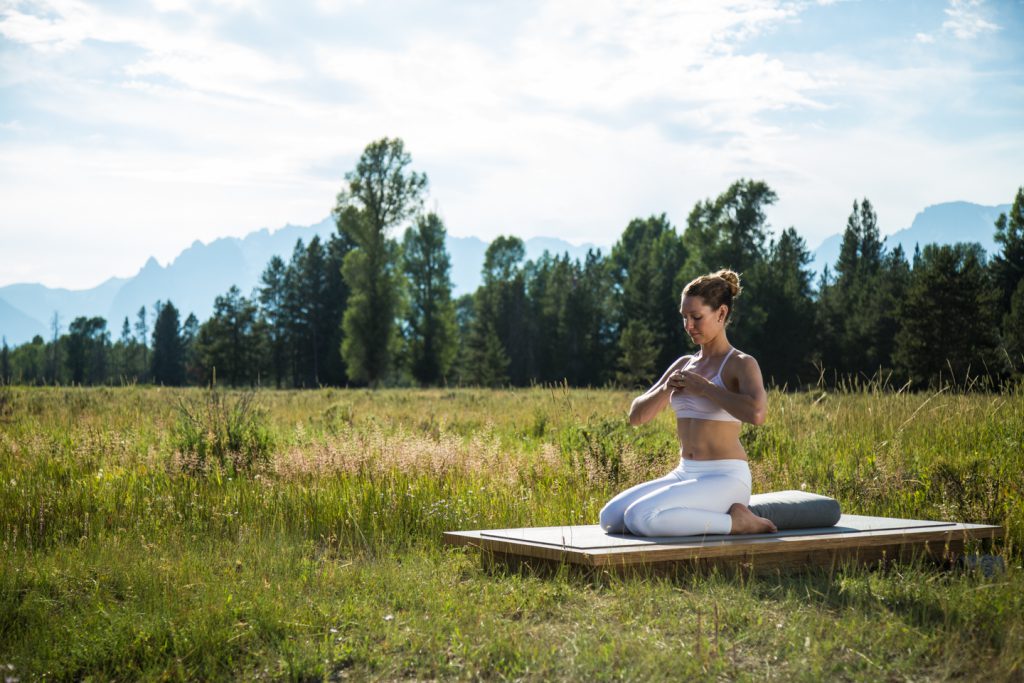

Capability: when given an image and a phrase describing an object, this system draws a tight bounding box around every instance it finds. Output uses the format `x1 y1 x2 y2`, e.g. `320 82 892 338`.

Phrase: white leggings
598 458 752 537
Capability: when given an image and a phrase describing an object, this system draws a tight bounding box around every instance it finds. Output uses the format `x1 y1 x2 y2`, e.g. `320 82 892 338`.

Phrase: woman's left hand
680 370 714 396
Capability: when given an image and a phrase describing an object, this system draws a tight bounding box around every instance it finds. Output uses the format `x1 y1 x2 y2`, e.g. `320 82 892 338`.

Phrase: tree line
3 138 1023 391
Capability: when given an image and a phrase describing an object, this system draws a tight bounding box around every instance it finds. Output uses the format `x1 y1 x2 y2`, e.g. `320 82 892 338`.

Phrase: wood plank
443 516 1003 575
477 515 959 549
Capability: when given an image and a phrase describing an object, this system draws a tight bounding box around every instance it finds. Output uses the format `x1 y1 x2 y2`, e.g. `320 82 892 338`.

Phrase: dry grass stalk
263 425 561 485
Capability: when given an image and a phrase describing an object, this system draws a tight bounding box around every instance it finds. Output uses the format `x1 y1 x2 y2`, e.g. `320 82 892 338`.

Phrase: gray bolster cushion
748 490 842 530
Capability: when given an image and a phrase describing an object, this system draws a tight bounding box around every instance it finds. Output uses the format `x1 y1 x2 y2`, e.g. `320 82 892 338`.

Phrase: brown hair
682 269 742 324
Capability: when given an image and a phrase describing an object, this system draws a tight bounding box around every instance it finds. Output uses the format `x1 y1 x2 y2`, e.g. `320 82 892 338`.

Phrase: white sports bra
669 348 740 423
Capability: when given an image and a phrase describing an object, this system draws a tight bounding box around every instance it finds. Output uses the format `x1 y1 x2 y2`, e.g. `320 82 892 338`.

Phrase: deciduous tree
611 214 688 376
683 179 776 276
66 316 108 385
334 139 427 385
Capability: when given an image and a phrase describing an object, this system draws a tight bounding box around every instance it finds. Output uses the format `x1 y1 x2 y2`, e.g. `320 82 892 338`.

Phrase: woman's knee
599 473 680 534
622 501 653 536
599 500 626 534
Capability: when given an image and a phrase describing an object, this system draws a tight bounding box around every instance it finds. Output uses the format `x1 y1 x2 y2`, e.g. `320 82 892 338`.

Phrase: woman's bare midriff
676 417 746 461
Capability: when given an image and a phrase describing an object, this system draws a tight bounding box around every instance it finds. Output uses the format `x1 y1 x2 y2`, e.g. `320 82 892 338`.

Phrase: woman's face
679 295 726 344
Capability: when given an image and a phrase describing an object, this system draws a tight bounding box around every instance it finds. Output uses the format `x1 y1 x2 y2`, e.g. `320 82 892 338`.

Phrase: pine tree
874 244 911 383
281 240 307 386
134 306 149 382
181 313 200 384
523 249 615 386
47 312 61 384
151 302 185 386
88 320 110 385
1002 278 1024 372
1 337 10 385
450 294 477 384
574 249 617 386
258 255 290 387
469 236 529 385
464 320 509 387
115 316 134 382
991 186 1024 334
403 212 458 385
321 231 354 385
195 287 266 387
744 227 815 387
816 198 896 380
893 243 1004 387
524 252 569 383
615 321 658 388
300 236 331 386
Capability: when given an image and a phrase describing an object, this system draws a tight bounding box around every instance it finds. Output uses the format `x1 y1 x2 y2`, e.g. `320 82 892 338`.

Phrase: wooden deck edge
443 525 1004 571
588 525 1004 567
443 531 599 566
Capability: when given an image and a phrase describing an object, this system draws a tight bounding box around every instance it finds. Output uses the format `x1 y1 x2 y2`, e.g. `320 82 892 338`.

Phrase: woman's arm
680 354 767 425
628 357 690 426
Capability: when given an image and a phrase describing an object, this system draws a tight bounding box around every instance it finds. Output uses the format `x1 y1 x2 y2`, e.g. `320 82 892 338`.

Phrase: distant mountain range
807 201 1010 277
0 200 1012 347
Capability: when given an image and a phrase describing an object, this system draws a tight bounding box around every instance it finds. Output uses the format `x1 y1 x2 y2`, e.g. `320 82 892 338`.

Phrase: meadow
0 383 1021 681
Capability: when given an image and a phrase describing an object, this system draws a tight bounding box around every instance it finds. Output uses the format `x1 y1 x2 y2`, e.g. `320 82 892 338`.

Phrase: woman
599 269 777 537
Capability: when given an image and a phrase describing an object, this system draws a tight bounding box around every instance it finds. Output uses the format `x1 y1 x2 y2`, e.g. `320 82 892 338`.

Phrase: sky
1 0 1022 290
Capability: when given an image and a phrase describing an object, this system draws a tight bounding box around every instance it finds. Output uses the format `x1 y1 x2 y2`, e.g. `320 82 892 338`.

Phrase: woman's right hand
663 369 686 396
630 356 690 426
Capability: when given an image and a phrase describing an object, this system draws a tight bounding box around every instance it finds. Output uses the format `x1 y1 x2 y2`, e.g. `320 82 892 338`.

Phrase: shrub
171 389 274 475
0 383 13 420
558 416 675 484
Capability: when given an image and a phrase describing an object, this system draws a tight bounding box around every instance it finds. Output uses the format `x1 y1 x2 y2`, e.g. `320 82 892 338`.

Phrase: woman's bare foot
728 503 778 535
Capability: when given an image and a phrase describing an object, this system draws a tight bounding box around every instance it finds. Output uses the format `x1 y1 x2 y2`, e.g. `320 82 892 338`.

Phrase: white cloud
313 0 365 14
0 0 1021 289
1 0 300 100
943 0 999 39
915 32 935 44
0 0 95 52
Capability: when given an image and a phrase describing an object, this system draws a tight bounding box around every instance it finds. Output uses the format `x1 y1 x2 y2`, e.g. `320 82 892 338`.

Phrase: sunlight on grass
1 385 1021 679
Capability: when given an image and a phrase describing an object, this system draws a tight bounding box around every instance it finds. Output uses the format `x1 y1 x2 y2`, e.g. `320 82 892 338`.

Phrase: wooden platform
443 515 1003 576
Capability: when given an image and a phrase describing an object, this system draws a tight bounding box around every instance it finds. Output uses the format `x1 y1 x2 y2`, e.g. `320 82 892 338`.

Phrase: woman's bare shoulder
670 354 694 370
725 349 763 377
731 348 758 363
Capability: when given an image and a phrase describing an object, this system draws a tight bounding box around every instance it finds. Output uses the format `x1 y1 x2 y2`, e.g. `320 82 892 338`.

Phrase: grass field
1 384 1022 681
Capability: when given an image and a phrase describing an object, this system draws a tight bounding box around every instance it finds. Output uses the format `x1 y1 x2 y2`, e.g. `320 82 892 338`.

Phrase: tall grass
0 385 1021 680
171 389 275 474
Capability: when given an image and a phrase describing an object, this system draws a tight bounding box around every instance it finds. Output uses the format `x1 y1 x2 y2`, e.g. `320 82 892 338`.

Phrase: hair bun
715 269 742 298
